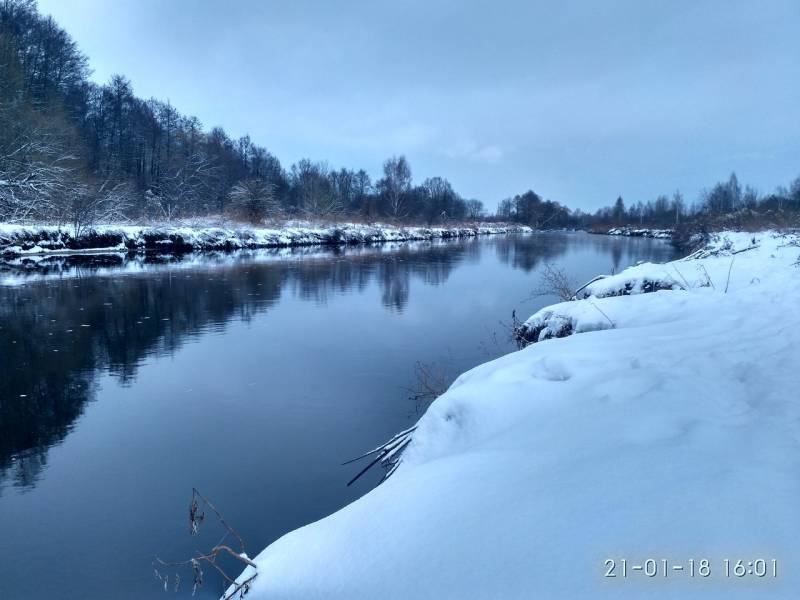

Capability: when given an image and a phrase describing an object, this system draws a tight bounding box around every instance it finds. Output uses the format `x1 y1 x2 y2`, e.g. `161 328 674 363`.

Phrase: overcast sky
38 0 800 211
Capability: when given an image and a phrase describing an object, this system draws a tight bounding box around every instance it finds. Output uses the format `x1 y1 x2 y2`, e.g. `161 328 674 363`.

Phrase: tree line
585 172 800 229
2 0 798 233
498 171 800 230
0 0 485 229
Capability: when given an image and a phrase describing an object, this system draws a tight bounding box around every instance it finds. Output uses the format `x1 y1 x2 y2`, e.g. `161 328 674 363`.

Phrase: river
0 232 677 599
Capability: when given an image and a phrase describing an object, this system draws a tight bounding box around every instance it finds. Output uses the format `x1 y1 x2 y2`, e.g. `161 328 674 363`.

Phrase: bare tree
151 151 218 221
290 159 342 217
377 155 412 219
465 198 485 220
228 178 277 223
0 123 74 222
671 190 684 225
59 181 132 237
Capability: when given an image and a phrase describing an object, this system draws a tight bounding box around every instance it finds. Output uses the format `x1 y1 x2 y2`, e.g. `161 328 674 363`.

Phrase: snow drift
229 230 800 600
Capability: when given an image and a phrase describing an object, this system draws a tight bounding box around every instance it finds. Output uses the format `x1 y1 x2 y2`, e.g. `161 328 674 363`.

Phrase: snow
0 221 532 256
606 227 673 238
228 230 800 599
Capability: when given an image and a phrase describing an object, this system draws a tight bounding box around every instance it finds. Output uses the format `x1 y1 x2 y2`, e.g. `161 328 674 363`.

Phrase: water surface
0 232 677 599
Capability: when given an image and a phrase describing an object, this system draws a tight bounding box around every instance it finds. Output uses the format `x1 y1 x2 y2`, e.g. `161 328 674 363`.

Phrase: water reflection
0 238 502 491
0 233 675 494
491 232 671 274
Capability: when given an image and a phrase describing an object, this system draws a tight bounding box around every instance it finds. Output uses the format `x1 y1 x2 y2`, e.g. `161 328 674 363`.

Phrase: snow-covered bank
602 226 673 238
229 230 800 599
514 232 764 344
0 222 531 257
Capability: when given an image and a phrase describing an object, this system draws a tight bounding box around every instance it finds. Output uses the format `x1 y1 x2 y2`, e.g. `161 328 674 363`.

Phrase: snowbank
0 222 531 257
229 230 800 599
606 226 673 238
516 231 778 344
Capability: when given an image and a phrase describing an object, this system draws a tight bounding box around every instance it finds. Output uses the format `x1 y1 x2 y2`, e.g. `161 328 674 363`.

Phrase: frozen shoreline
593 226 674 238
227 230 800 599
0 222 532 257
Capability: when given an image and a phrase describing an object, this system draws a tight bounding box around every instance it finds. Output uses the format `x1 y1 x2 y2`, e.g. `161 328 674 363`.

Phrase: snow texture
0 222 531 257
228 230 800 600
606 227 673 238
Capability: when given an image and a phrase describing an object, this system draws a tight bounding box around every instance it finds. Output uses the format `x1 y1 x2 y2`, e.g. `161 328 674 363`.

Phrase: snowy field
228 230 800 599
0 222 531 256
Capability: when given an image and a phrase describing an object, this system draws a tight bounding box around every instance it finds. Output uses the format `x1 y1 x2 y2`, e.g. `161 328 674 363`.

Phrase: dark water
0 232 677 599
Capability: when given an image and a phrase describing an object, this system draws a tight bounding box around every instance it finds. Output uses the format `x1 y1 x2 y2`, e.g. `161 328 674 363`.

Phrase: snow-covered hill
228 230 800 600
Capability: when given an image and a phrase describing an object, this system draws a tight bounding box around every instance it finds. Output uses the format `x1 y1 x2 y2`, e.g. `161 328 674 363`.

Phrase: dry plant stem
222 574 258 600
532 263 576 301
192 487 247 553
699 264 716 289
155 546 255 574
344 426 416 487
672 265 692 289
587 300 615 328
724 257 735 293
155 489 258 597
404 360 450 413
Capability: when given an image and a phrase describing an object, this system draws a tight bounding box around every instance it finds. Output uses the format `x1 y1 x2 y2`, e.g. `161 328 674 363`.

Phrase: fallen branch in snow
343 425 417 487
155 488 257 598
571 274 607 299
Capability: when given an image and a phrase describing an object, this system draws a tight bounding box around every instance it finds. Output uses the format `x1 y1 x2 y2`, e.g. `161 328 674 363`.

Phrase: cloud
442 140 504 164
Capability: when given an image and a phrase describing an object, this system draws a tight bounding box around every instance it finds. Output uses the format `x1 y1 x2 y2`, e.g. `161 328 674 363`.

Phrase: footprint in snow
531 357 571 381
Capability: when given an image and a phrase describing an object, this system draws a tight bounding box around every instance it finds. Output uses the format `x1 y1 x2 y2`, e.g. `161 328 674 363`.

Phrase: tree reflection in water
0 238 494 491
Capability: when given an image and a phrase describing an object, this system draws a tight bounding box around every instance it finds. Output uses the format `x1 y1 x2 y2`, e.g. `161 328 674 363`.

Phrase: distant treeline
1 0 798 232
584 172 800 230
498 171 800 230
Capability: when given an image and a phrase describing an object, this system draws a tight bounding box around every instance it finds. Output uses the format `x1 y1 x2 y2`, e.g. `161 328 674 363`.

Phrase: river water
0 232 677 599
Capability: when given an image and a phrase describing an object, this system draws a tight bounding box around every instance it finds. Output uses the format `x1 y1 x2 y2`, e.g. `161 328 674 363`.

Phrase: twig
344 427 416 487
192 487 246 553
341 425 417 465
587 300 615 328
156 490 257 597
530 263 576 301
672 265 691 289
698 264 715 290
223 573 258 600
403 360 451 415
724 257 735 294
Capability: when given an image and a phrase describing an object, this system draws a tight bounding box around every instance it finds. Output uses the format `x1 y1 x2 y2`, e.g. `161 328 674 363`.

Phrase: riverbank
229 230 800 599
0 222 531 257
593 226 674 238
